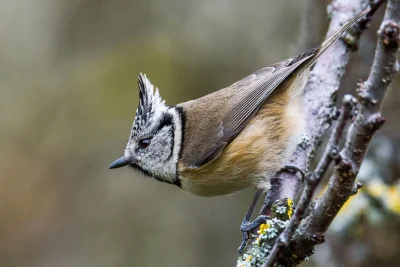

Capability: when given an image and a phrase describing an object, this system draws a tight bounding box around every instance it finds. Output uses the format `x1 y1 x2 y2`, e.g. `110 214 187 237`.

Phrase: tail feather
303 7 372 69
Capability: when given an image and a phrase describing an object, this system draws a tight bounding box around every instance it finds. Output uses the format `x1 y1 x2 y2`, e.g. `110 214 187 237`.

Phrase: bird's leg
238 165 305 254
259 164 305 217
238 190 269 254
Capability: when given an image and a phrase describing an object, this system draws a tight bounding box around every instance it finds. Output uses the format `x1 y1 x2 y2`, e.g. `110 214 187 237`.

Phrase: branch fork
237 0 399 266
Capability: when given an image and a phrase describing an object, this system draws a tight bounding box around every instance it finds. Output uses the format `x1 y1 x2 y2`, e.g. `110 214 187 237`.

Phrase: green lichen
298 133 310 150
237 199 295 267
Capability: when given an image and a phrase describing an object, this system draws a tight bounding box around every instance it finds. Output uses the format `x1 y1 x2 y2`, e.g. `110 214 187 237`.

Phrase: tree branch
237 0 400 266
262 95 356 267
295 0 399 246
263 0 375 211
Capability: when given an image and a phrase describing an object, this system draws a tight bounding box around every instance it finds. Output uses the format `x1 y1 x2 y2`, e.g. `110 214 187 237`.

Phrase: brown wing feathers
221 55 313 143
180 7 371 169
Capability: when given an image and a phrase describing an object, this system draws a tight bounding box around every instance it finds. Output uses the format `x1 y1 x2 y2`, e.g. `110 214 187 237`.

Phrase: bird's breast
178 87 305 197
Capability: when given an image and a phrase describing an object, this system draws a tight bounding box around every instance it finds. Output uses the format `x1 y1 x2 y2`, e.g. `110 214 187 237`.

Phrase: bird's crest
131 73 167 138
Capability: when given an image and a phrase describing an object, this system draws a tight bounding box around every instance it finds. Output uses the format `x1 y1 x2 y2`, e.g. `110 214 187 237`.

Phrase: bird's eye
138 138 151 149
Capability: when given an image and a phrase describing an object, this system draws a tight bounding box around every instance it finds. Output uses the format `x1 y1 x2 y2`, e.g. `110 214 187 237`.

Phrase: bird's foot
238 215 269 254
281 164 306 183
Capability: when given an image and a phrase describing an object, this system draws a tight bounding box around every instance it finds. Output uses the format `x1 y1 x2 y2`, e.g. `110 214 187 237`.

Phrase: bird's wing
179 7 371 168
219 51 315 144
179 51 314 168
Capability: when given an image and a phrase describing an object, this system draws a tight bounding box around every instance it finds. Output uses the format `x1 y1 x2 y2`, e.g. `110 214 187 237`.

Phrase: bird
109 6 373 253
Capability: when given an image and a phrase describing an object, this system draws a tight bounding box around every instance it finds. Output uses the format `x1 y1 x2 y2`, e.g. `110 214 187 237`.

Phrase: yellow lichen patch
237 218 289 267
287 198 294 218
258 223 270 235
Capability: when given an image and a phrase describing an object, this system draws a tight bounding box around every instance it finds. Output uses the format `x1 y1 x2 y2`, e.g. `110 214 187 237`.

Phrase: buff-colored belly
178 88 304 197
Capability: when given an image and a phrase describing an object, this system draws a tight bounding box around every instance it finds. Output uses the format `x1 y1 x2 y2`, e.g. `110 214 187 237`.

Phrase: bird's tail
301 5 376 70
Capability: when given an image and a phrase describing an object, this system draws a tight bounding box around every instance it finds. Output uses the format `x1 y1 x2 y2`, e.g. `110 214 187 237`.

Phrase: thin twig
262 95 356 267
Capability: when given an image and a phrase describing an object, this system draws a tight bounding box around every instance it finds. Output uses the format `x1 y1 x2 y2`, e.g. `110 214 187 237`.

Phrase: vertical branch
262 95 356 267
293 0 400 259
238 1 396 266
264 0 373 210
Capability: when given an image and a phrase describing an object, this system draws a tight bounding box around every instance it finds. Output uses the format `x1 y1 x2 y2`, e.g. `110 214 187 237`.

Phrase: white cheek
124 107 182 183
136 129 176 181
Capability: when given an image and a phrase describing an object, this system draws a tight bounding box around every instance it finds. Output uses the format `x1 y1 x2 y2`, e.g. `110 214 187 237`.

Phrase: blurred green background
1 0 399 266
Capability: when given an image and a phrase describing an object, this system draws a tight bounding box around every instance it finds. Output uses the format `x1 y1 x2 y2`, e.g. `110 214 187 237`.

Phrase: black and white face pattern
124 74 183 185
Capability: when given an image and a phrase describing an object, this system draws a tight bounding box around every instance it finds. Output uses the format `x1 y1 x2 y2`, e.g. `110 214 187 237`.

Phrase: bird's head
109 74 183 186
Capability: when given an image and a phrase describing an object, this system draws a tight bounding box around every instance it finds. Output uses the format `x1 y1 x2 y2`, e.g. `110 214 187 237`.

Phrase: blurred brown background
0 0 399 266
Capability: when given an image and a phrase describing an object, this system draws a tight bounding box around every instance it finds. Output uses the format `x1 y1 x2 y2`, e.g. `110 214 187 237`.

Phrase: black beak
109 156 130 169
